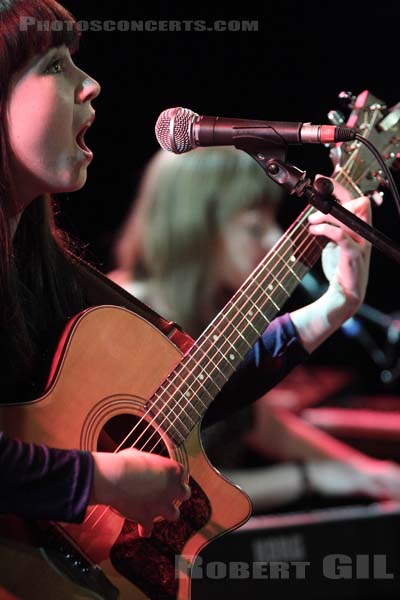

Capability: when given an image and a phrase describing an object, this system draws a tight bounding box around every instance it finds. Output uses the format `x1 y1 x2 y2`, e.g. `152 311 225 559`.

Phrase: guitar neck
149 203 327 444
149 164 364 444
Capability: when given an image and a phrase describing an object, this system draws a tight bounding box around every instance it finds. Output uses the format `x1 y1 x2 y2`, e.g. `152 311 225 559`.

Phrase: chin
52 169 88 194
69 176 88 192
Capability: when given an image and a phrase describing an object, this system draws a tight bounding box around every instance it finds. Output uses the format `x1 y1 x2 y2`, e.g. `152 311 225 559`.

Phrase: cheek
8 79 68 159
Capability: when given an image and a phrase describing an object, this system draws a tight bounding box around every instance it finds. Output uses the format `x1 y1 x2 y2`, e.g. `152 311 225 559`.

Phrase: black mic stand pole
235 138 400 266
267 158 400 266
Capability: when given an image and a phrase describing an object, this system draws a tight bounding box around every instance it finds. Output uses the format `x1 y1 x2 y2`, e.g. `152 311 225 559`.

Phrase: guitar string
92 168 361 467
82 203 335 529
140 217 323 442
84 169 361 529
148 159 366 439
107 164 363 454
83 207 321 530
85 122 392 534
110 208 318 447
113 109 375 459
84 169 363 529
113 172 368 482
90 124 400 534
82 207 320 528
134 169 367 461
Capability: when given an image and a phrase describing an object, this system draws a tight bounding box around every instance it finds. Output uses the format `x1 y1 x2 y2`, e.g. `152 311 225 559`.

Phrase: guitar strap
73 259 194 355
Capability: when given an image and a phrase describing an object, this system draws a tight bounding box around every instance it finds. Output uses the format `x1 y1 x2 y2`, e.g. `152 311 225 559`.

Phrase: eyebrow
39 45 71 66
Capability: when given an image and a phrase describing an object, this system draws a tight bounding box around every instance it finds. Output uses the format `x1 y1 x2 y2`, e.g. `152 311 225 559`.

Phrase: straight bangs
0 0 80 83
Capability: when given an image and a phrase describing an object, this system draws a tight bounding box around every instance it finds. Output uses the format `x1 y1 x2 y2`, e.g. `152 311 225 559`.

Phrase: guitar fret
245 318 262 335
155 386 203 421
201 330 239 376
217 334 244 362
178 347 225 398
245 285 282 322
213 317 252 352
203 348 230 382
245 277 279 310
170 365 216 409
224 321 253 350
311 236 325 252
273 278 291 297
151 376 201 434
240 291 266 320
173 364 215 402
242 311 271 335
284 262 301 282
150 391 192 436
267 252 297 297
266 292 279 310
210 317 265 359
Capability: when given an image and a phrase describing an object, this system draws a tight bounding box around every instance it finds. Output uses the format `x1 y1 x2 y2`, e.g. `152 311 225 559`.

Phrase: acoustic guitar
0 90 399 599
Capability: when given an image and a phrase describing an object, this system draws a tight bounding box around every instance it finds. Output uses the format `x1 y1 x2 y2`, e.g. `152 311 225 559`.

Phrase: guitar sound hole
97 414 169 457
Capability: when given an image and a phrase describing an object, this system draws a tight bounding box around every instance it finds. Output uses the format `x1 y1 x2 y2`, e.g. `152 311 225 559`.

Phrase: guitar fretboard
149 205 326 444
148 89 400 445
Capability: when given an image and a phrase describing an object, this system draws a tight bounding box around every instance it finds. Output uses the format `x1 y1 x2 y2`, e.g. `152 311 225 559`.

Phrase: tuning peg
338 91 356 107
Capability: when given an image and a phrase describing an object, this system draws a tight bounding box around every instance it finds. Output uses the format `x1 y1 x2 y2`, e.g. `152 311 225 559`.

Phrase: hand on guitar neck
291 178 372 353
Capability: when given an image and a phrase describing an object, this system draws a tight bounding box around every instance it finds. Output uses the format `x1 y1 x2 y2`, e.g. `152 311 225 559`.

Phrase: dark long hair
0 0 86 398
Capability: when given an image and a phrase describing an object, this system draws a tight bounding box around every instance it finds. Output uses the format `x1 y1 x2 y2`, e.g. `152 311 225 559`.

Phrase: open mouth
76 125 92 156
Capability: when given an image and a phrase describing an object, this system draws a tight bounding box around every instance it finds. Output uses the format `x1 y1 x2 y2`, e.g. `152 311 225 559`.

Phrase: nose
76 71 101 104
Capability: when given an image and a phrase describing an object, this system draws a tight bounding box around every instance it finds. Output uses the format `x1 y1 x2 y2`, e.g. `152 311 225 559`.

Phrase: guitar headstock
329 90 400 201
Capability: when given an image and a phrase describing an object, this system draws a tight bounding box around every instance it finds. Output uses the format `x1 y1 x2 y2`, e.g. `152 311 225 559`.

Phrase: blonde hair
114 146 283 335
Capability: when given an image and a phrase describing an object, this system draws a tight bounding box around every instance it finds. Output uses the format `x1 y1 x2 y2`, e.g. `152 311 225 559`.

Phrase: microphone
155 107 357 154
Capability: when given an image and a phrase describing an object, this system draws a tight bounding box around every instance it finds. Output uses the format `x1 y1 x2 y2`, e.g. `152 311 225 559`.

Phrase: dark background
59 0 400 395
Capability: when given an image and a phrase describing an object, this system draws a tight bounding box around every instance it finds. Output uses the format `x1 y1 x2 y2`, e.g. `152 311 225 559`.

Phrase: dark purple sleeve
0 433 94 523
203 313 309 427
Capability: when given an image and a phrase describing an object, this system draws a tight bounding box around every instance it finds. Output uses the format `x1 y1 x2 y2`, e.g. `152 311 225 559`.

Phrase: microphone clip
247 153 400 268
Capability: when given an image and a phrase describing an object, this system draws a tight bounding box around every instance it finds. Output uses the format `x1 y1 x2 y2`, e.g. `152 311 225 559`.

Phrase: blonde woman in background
110 146 400 511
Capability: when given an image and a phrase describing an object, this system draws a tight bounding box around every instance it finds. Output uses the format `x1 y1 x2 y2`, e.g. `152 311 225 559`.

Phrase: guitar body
0 305 251 600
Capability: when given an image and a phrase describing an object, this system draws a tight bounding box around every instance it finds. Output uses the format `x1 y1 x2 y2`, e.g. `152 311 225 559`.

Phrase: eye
45 58 64 74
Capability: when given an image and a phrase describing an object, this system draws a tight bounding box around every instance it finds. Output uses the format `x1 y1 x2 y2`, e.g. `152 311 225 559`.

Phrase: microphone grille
155 107 197 154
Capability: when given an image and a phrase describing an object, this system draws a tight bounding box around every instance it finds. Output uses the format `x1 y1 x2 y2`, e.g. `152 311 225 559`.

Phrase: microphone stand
235 140 400 387
235 139 400 266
